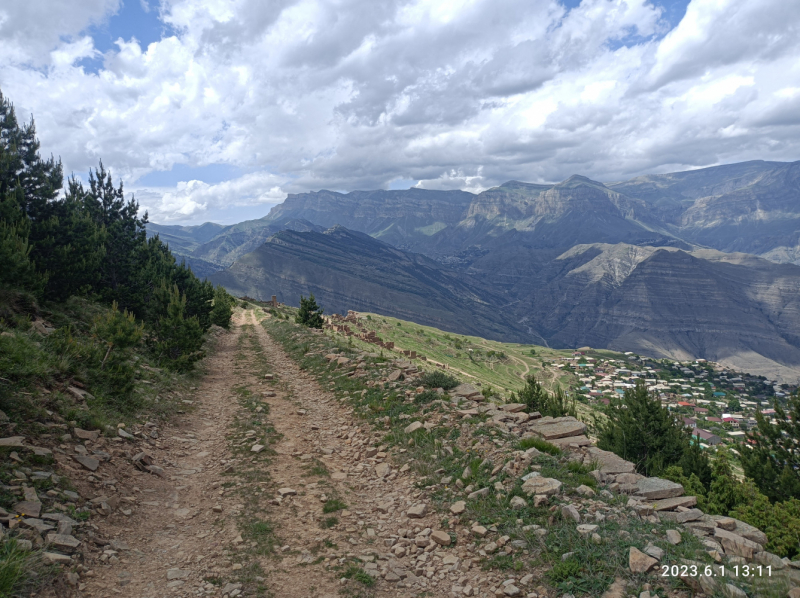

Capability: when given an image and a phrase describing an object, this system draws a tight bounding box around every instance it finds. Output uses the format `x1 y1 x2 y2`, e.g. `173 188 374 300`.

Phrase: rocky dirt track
79 308 473 598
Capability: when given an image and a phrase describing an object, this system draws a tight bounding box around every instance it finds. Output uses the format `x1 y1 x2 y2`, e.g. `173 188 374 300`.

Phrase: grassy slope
351 313 577 397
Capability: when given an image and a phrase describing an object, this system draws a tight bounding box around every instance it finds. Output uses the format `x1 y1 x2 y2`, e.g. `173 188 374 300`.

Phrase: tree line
0 89 235 375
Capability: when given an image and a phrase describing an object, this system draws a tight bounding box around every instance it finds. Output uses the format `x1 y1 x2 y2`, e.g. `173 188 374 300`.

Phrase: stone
643 543 664 561
575 484 595 497
117 428 134 440
710 516 768 546
167 569 189 580
528 417 587 440
675 509 704 523
278 488 297 497
500 403 526 413
375 463 391 477
629 547 658 573
430 531 451 546
46 534 80 552
146 465 165 477
648 495 697 511
635 478 684 500
42 552 71 564
73 455 100 472
407 504 427 518
483 541 498 553
548 435 592 448
666 530 682 545
755 551 785 569
576 524 598 535
404 421 423 434
584 447 636 474
0 437 25 447
467 487 490 500
533 494 549 507
521 476 562 496
503 584 521 596
450 501 466 515
722 584 747 598
452 384 481 398
600 578 627 598
716 517 737 531
73 428 100 441
471 525 488 537
251 444 265 453
714 528 762 560
13 502 41 518
510 496 527 510
561 505 581 523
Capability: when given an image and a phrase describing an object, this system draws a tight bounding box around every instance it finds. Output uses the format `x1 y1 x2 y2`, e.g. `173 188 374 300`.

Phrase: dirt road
80 308 438 598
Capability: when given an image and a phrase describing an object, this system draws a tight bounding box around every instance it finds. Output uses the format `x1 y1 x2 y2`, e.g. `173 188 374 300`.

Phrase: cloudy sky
1 0 798 224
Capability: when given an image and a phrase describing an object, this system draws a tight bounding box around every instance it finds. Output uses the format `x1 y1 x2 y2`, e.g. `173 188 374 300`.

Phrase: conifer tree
151 284 205 372
741 392 800 502
209 285 234 329
296 293 324 328
598 381 706 477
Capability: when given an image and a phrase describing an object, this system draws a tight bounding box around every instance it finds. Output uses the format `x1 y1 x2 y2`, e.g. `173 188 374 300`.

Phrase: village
319 306 797 453
563 351 796 450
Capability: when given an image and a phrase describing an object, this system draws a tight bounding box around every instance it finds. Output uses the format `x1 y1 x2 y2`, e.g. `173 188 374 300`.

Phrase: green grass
342 564 375 587
346 313 577 399
322 499 347 513
320 516 339 529
518 436 562 455
0 540 53 597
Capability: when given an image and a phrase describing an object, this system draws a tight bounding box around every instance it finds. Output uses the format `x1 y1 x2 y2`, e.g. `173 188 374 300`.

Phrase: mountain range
148 159 800 381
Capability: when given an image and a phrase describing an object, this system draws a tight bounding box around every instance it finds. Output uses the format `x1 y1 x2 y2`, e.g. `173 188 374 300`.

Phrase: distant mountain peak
555 174 607 189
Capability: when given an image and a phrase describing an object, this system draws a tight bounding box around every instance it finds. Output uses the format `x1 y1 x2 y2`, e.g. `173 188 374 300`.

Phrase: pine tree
705 451 748 515
741 392 800 502
209 285 234 329
91 302 143 403
152 284 205 372
598 381 704 477
515 374 577 417
296 294 324 328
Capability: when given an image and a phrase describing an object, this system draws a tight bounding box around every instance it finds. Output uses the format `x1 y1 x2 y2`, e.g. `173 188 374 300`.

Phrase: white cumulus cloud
1 0 799 223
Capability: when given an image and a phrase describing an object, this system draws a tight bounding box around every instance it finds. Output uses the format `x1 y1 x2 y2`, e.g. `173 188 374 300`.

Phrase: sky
1 0 799 225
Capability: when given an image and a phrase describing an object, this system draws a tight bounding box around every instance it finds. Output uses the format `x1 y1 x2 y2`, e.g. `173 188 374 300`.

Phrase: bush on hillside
514 374 577 418
419 370 459 390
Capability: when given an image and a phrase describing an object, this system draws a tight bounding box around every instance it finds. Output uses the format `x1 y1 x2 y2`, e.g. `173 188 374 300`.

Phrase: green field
337 313 579 400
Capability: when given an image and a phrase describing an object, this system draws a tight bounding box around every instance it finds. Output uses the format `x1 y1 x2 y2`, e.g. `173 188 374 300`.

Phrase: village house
692 428 721 446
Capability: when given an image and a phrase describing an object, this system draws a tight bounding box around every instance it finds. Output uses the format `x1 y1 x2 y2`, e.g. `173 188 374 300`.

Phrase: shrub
414 389 440 404
420 370 459 390
548 559 581 582
322 498 347 513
